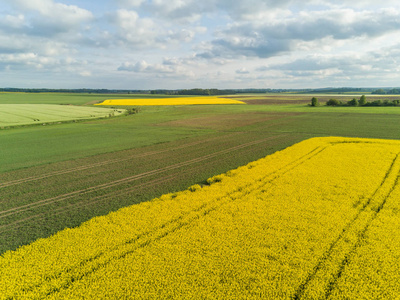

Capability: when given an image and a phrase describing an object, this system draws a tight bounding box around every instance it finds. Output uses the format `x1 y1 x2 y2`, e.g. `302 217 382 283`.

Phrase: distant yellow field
2 137 400 299
96 96 245 106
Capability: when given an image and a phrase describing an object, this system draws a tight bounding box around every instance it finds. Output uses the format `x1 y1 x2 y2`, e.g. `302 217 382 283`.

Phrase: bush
347 98 359 106
326 99 340 106
125 107 140 115
364 100 382 106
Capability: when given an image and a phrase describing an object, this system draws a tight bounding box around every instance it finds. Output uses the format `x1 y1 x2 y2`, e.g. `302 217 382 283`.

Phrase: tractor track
293 152 400 299
12 140 326 298
0 135 286 224
0 132 243 189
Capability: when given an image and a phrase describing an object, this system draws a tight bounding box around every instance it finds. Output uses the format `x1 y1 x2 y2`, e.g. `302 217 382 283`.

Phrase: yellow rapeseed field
1 137 400 299
95 96 245 106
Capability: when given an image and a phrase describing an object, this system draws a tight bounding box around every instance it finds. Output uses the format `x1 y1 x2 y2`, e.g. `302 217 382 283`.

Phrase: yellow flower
1 137 400 299
95 97 245 106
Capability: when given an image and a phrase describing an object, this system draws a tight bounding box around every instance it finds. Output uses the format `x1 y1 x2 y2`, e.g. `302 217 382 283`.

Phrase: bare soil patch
159 112 302 130
225 95 400 105
241 98 311 105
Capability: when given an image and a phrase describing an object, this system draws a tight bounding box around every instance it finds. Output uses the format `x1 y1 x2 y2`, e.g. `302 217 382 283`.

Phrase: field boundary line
0 132 243 189
0 173 179 233
0 138 274 234
293 151 400 300
8 139 327 297
0 135 285 222
42 143 329 296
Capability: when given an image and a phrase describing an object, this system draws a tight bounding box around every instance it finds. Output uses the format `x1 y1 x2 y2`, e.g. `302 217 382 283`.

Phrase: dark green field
1 93 400 254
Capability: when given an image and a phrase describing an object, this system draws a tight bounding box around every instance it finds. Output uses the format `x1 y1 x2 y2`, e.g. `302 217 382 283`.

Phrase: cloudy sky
1 0 400 89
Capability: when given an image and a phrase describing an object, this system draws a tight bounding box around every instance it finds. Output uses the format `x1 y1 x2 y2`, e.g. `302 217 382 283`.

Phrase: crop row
0 104 122 127
2 137 400 299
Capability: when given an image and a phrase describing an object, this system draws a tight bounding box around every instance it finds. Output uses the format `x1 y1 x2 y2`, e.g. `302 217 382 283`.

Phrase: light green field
0 104 125 127
0 92 197 105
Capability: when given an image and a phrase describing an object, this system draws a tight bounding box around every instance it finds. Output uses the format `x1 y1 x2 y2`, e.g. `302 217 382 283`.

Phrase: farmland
2 137 400 298
1 92 400 298
0 104 124 127
0 92 187 105
96 96 245 106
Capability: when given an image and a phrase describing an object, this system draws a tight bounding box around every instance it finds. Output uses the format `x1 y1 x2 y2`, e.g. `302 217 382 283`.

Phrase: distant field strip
2 137 400 299
96 96 246 106
0 104 124 127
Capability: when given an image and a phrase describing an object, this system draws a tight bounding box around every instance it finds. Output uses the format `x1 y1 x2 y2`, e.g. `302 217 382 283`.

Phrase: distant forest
371 88 400 94
0 88 298 95
1 87 400 95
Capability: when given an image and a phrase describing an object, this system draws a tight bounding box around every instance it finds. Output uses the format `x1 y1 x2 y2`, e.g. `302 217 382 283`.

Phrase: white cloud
108 9 161 47
141 0 203 23
236 67 250 74
116 0 145 7
260 43 400 86
12 0 53 12
118 60 176 73
1 0 400 89
127 0 296 22
0 14 25 29
117 59 196 80
79 71 92 77
194 7 400 60
166 29 195 43
10 0 93 36
0 52 57 70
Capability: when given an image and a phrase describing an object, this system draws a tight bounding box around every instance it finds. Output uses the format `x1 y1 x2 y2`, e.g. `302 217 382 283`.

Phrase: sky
1 0 400 90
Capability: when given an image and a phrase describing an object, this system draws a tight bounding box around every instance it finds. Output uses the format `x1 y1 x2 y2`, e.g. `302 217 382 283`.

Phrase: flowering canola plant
95 96 245 106
1 137 400 299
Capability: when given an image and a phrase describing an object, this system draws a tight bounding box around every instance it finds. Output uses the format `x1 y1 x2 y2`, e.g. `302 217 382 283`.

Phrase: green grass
0 115 212 172
0 93 98 105
1 93 400 254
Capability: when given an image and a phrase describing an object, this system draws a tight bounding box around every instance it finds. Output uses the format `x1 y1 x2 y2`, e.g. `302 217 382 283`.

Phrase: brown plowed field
226 94 400 105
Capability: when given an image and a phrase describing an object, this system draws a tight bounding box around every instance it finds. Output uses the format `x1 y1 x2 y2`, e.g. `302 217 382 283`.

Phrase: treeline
150 88 297 95
1 87 307 95
4 87 400 96
306 87 400 94
306 87 375 94
150 89 235 95
311 95 400 107
0 88 143 94
371 88 400 95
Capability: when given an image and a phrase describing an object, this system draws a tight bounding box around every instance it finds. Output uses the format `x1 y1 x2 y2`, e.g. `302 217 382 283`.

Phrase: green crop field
1 92 400 256
0 104 125 127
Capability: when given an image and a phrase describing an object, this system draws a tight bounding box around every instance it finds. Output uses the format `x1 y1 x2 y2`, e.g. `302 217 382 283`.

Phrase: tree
310 97 319 106
389 88 400 94
326 99 340 106
348 98 359 106
359 95 366 106
372 89 386 95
